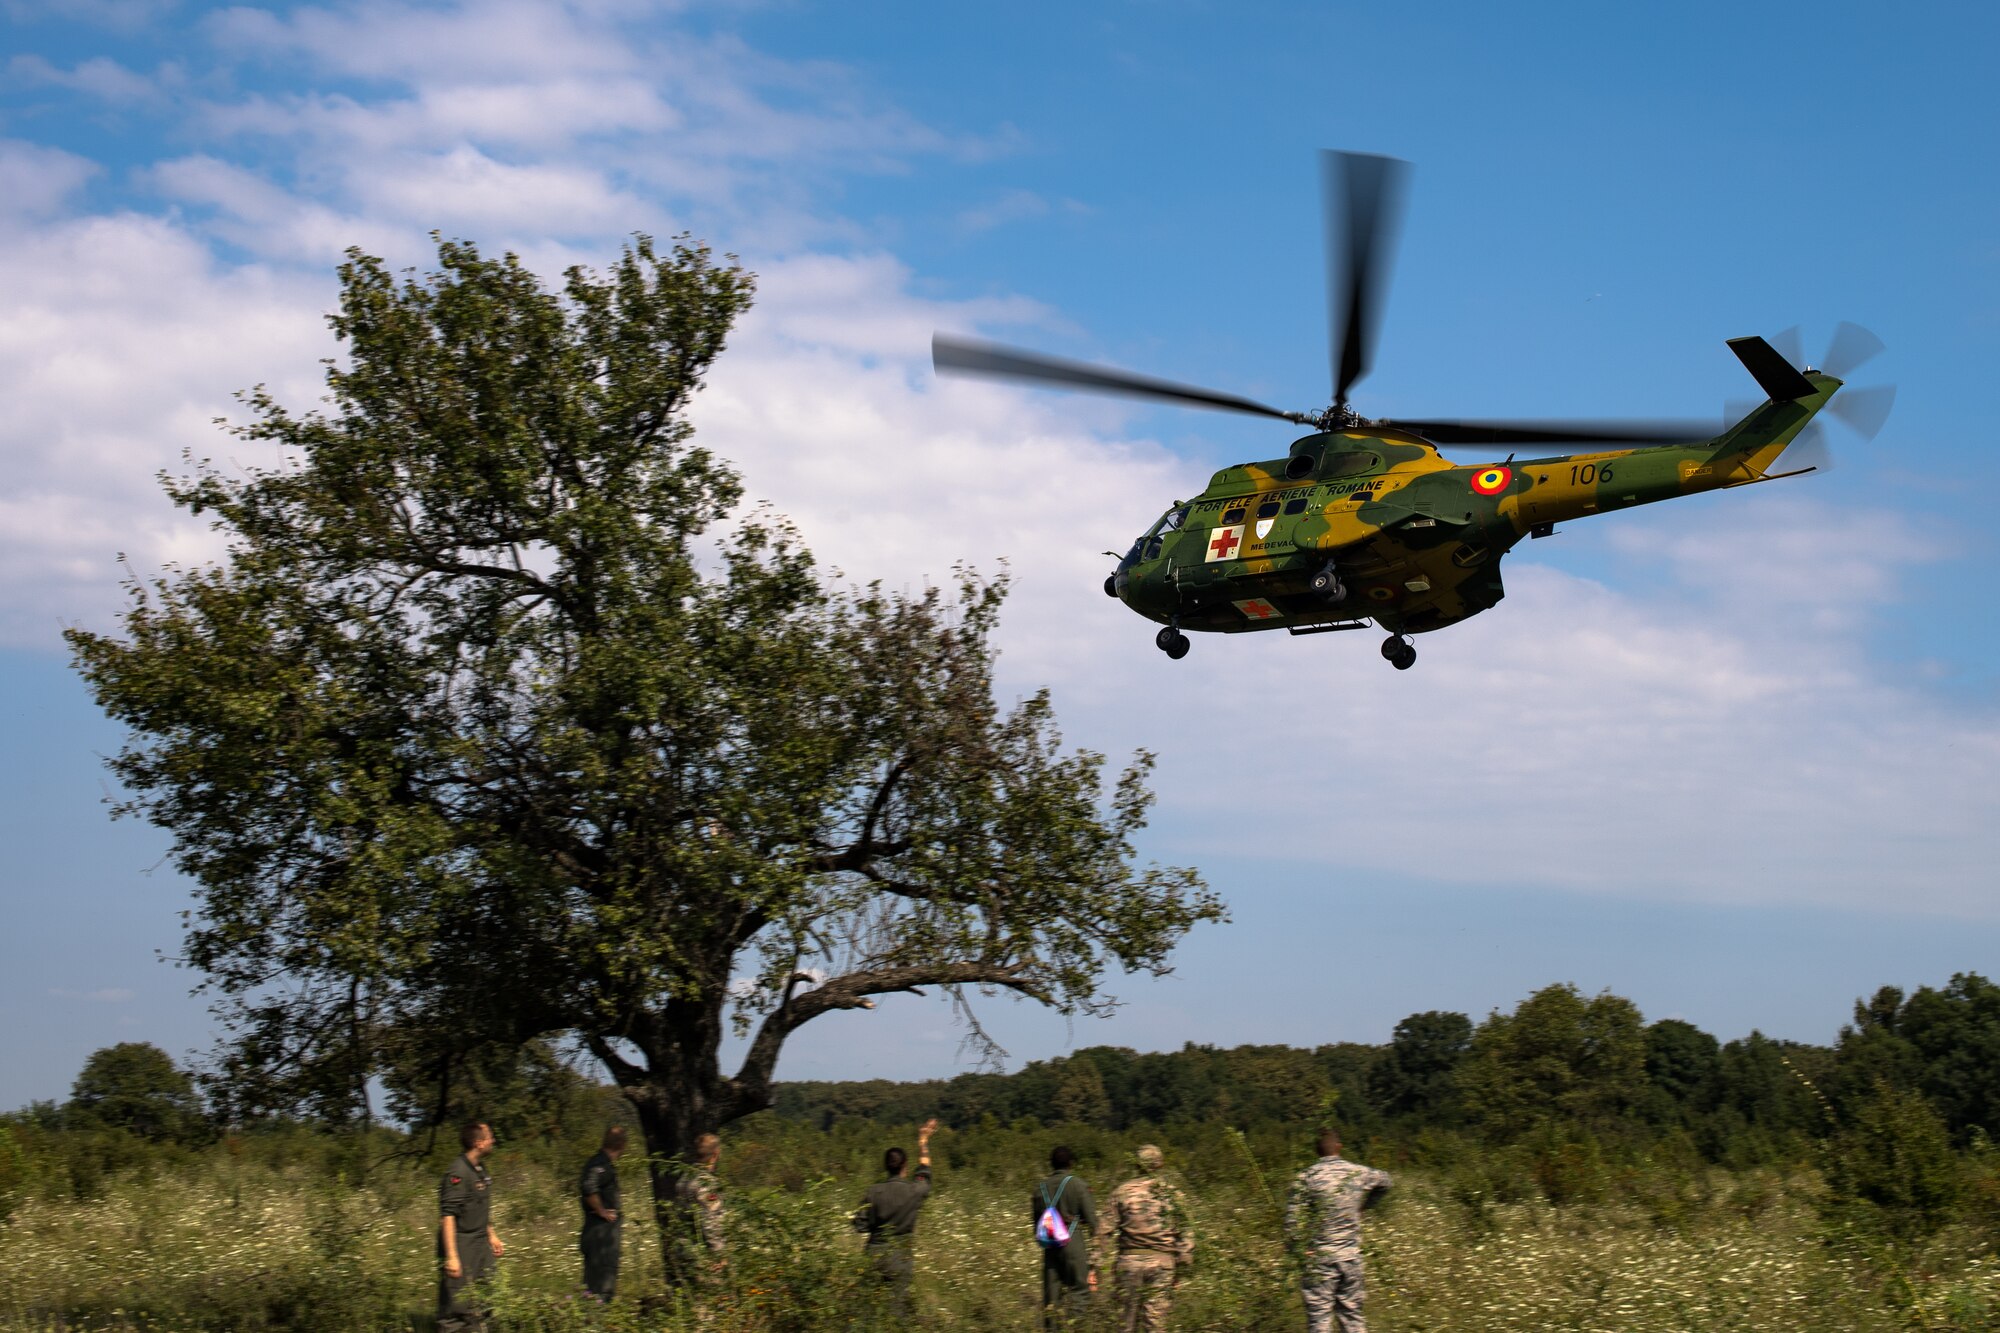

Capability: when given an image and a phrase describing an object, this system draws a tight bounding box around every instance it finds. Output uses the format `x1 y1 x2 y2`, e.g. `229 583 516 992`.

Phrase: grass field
3 1118 1996 1331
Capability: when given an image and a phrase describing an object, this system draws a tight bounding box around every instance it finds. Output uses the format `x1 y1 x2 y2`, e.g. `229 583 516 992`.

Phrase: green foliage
1367 1010 1470 1123
1049 1055 1110 1127
66 1042 205 1144
1457 984 1648 1138
1836 973 2000 1145
1639 1018 1721 1125
1825 1080 1962 1244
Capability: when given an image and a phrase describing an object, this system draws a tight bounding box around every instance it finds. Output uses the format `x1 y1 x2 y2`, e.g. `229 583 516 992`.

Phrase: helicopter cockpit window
1256 500 1281 520
1221 506 1247 526
1139 505 1186 562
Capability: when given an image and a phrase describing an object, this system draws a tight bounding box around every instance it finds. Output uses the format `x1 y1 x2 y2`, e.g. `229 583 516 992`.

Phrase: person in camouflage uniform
1099 1144 1193 1333
1285 1129 1391 1333
676 1133 727 1286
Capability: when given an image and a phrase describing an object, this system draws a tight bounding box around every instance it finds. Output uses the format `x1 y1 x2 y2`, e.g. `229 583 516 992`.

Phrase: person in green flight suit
578 1124 626 1301
854 1118 938 1318
438 1121 505 1332
1034 1144 1098 1329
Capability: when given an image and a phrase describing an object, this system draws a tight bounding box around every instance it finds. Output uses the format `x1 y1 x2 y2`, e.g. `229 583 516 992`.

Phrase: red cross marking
1209 527 1241 559
1239 600 1278 619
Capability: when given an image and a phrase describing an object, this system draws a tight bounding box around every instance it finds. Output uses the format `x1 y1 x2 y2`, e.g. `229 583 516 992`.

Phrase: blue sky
3 0 1998 1110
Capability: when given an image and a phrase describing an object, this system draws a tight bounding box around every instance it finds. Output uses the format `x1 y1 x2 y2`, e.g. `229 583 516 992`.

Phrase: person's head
602 1125 628 1159
461 1121 495 1158
1050 1145 1076 1172
1315 1128 1343 1159
884 1146 908 1177
694 1132 721 1168
1134 1144 1164 1175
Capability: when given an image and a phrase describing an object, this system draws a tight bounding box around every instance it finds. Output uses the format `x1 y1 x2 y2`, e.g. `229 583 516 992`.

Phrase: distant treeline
776 975 2000 1167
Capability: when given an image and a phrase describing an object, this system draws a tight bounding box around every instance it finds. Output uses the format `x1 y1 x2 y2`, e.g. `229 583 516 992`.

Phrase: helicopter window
1144 539 1163 560
1161 505 1189 532
1256 500 1281 520
1221 506 1247 525
1284 498 1308 515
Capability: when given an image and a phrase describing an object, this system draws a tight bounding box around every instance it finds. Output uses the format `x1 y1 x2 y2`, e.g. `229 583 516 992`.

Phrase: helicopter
932 152 1894 670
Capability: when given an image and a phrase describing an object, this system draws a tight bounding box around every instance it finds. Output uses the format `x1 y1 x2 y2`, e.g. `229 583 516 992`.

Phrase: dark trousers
1041 1244 1090 1330
581 1220 621 1299
437 1233 494 1332
869 1240 915 1319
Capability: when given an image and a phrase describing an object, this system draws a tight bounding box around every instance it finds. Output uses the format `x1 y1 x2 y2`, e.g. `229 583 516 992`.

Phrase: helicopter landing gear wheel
1155 626 1191 660
1381 634 1416 671
1310 563 1346 603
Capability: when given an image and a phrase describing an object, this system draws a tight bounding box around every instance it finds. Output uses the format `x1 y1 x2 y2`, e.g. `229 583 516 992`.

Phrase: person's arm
582 1162 617 1222
913 1118 937 1192
489 1223 504 1257
441 1215 460 1277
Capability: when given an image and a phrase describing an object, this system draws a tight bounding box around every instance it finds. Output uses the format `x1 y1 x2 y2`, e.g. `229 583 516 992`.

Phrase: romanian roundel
1469 465 1512 496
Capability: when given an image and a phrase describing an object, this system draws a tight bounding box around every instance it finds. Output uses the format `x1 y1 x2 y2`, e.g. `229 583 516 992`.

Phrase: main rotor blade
1323 150 1410 408
1827 384 1896 440
932 334 1307 423
1822 322 1885 379
1388 418 1719 448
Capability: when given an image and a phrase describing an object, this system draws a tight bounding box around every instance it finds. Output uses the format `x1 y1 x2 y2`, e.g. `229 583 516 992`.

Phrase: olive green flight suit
578 1149 621 1300
856 1164 934 1318
1033 1171 1097 1330
437 1153 496 1333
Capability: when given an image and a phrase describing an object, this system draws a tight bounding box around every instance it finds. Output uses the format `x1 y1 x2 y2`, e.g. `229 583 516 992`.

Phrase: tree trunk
625 999 756 1287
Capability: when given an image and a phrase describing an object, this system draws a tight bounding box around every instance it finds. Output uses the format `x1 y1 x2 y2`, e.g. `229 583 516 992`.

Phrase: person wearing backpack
854 1118 937 1318
1032 1145 1098 1328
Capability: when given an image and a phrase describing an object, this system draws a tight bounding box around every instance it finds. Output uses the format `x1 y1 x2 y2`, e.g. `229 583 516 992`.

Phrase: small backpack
1035 1176 1073 1248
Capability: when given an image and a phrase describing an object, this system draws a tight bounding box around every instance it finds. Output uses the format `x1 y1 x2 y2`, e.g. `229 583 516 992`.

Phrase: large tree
68 235 1221 1268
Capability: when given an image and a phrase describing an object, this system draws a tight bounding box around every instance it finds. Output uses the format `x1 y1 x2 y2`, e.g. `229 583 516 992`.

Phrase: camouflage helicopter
933 152 1893 670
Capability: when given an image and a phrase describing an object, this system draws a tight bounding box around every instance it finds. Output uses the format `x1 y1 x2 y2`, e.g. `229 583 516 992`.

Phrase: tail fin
1727 336 1816 402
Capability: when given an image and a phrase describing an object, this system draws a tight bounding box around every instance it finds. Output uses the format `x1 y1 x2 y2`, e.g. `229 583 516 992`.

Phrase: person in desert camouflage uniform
678 1133 727 1284
1285 1129 1392 1333
1099 1144 1193 1332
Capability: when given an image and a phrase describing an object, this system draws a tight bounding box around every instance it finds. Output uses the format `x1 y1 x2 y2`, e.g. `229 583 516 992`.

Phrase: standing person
438 1121 505 1333
678 1132 727 1283
1285 1129 1392 1333
579 1125 627 1301
854 1118 937 1318
1100 1144 1193 1333
1033 1145 1097 1330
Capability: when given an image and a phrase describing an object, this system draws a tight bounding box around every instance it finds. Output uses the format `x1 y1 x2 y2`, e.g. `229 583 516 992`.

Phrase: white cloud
1 0 175 32
954 188 1090 235
5 53 161 102
0 139 99 219
49 987 137 1002
0 211 333 645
